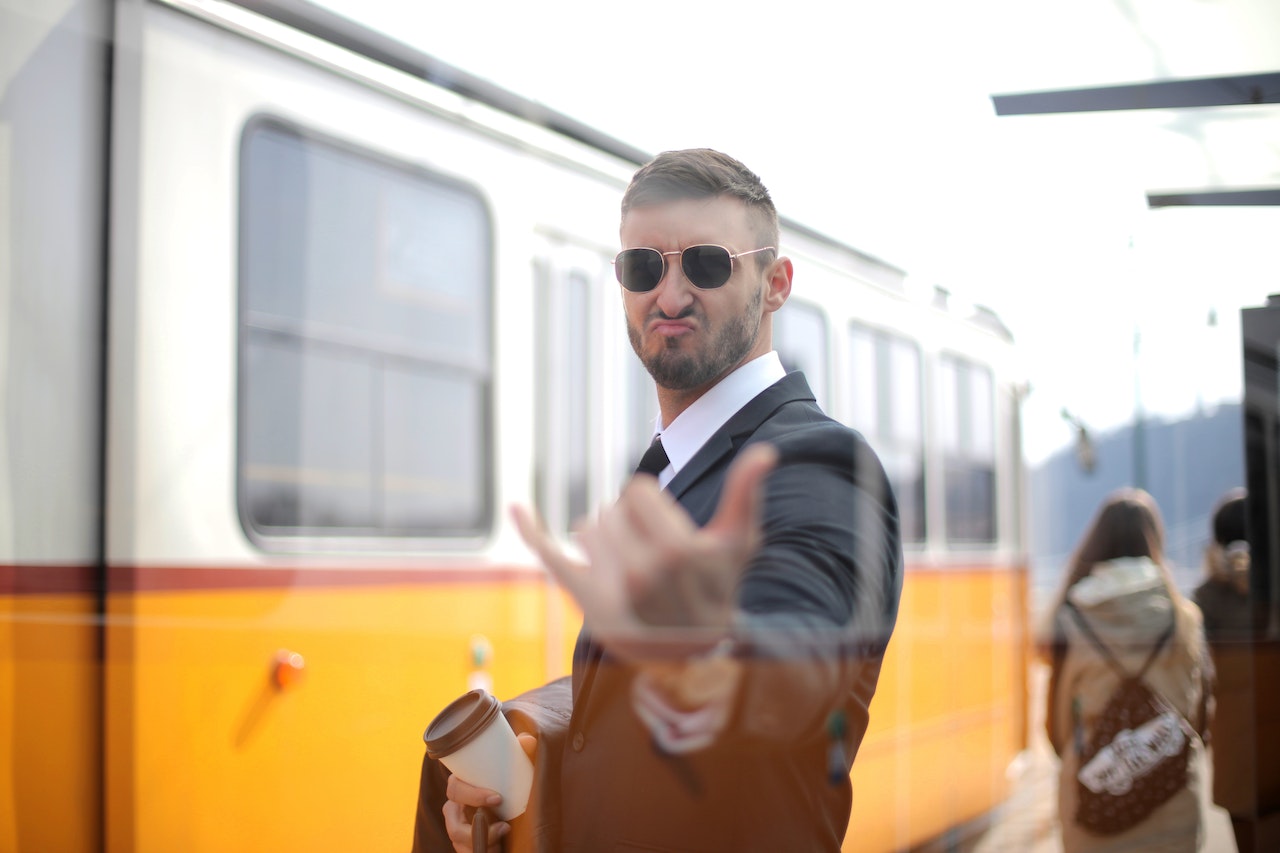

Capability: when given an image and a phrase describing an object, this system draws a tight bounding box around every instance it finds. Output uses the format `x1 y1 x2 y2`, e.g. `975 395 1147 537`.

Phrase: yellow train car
0 1 1028 850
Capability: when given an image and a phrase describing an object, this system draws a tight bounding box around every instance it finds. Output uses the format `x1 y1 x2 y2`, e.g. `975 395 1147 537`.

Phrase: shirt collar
652 351 786 488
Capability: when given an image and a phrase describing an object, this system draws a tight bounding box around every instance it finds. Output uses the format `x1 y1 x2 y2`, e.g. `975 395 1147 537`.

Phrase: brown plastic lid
423 689 501 759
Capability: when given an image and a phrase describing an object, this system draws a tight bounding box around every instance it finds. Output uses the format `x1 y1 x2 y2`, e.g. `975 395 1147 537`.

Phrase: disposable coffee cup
424 689 533 821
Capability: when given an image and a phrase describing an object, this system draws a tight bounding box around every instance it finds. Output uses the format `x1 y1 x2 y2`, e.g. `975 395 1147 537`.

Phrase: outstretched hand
512 443 778 659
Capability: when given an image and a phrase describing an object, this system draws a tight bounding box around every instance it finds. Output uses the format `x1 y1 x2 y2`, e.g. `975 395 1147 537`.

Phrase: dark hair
621 149 779 249
1060 488 1167 595
1044 489 1204 714
1211 488 1247 545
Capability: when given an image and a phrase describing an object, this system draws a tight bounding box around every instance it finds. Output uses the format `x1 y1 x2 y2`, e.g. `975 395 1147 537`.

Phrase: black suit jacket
412 371 902 852
560 371 902 852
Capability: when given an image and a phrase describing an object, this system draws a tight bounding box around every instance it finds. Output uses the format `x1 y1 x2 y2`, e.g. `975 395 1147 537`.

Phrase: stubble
627 287 763 391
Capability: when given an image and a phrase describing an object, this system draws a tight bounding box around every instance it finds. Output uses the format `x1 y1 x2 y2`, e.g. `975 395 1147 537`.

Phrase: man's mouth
651 320 695 337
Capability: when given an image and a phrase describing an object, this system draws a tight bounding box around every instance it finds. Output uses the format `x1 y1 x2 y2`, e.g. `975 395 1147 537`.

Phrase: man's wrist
648 637 742 711
631 638 743 753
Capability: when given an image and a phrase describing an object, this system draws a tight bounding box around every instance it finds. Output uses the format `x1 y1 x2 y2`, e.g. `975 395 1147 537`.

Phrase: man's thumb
517 732 538 763
707 443 777 537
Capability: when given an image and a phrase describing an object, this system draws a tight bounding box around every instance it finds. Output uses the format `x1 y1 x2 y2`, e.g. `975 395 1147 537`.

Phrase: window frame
847 321 928 545
234 114 496 548
774 297 831 411
533 259 595 536
938 351 998 546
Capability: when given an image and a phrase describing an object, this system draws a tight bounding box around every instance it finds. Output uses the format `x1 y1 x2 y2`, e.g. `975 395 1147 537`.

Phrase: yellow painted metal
847 567 1029 852
104 576 559 853
0 592 101 853
3 567 1026 853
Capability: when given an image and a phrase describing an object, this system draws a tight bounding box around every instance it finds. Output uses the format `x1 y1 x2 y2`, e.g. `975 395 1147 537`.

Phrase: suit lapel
666 371 815 502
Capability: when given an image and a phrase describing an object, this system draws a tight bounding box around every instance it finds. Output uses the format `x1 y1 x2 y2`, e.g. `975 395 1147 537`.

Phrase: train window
848 323 926 543
237 118 493 539
939 354 996 544
774 299 829 410
534 263 592 534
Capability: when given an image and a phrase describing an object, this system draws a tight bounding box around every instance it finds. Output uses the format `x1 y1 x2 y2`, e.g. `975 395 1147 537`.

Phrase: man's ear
763 256 793 313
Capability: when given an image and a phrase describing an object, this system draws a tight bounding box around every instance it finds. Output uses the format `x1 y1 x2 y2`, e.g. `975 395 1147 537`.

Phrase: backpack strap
1063 599 1174 681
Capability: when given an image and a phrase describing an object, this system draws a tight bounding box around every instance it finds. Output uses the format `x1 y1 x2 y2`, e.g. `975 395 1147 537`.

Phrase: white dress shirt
648 351 786 488
632 351 786 752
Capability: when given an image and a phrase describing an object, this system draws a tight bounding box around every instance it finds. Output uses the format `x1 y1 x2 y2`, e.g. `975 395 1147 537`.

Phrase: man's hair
621 149 780 250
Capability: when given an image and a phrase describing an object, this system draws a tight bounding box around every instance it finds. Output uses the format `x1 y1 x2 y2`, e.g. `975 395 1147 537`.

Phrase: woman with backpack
1044 488 1214 851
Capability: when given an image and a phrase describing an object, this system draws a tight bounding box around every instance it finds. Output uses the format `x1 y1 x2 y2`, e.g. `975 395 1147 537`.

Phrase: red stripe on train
0 564 98 595
2 556 1023 596
0 562 544 595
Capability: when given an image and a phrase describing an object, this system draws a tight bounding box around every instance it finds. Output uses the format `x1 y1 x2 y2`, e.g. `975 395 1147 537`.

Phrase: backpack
1064 601 1197 836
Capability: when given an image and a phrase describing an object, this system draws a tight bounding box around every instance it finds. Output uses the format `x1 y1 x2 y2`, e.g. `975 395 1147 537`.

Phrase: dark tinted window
940 354 996 544
238 118 492 539
849 323 926 543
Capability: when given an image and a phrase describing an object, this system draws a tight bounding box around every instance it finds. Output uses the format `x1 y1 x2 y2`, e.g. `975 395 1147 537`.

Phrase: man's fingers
443 800 508 853
510 504 554 560
517 732 537 762
512 445 774 656
511 505 590 594
620 475 698 550
513 504 623 629
705 443 777 540
444 772 502 809
443 769 511 853
443 800 477 853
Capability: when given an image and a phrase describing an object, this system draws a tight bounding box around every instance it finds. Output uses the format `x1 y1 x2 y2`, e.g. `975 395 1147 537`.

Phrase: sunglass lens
616 248 664 292
681 245 733 289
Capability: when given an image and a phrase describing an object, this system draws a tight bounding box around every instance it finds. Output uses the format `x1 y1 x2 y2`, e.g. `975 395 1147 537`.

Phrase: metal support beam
992 71 1280 116
1147 189 1280 208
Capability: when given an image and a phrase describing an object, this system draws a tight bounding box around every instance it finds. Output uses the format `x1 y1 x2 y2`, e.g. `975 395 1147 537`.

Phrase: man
429 149 902 852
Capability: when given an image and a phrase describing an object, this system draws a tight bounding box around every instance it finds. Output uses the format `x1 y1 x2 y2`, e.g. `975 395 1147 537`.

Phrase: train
0 0 1030 850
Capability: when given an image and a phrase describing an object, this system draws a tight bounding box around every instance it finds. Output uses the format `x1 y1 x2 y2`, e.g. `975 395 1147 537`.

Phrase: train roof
230 0 909 276
224 0 1014 343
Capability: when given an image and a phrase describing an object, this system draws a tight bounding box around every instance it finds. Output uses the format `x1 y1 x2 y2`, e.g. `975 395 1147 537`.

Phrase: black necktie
635 435 670 477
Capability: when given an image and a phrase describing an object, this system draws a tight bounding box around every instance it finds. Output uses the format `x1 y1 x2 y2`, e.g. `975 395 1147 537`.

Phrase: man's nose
653 255 695 316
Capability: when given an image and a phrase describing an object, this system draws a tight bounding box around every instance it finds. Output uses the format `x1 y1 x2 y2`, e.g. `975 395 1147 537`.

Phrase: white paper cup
424 689 533 821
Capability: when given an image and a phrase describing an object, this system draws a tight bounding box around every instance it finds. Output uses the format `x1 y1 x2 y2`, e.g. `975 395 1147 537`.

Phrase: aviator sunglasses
612 245 775 293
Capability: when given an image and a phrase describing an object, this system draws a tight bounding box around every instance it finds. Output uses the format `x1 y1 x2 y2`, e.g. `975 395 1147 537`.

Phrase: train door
530 236 650 672
532 235 657 518
532 242 599 540
99 2 547 849
1 1 110 849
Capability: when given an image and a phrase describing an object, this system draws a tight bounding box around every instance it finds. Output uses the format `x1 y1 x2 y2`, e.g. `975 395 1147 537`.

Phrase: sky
318 0 1280 466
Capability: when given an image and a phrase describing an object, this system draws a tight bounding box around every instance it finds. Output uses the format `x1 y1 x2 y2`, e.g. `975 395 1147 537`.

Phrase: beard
626 287 763 391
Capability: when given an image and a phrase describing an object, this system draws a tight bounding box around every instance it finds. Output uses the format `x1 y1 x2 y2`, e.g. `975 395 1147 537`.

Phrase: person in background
1044 488 1213 852
418 148 903 853
1194 488 1259 852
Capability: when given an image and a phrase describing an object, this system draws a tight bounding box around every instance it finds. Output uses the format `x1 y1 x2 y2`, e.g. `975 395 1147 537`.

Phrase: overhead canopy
987 0 1280 209
991 71 1280 208
992 72 1280 115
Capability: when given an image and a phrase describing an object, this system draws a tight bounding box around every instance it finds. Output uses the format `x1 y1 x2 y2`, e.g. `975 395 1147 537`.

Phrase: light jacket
1047 557 1213 852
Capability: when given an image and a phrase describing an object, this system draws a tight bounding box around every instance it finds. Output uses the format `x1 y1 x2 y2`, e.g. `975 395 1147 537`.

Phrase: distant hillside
1027 403 1245 599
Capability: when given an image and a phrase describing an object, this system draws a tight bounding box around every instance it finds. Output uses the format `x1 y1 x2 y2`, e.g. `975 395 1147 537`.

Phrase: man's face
620 196 775 393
